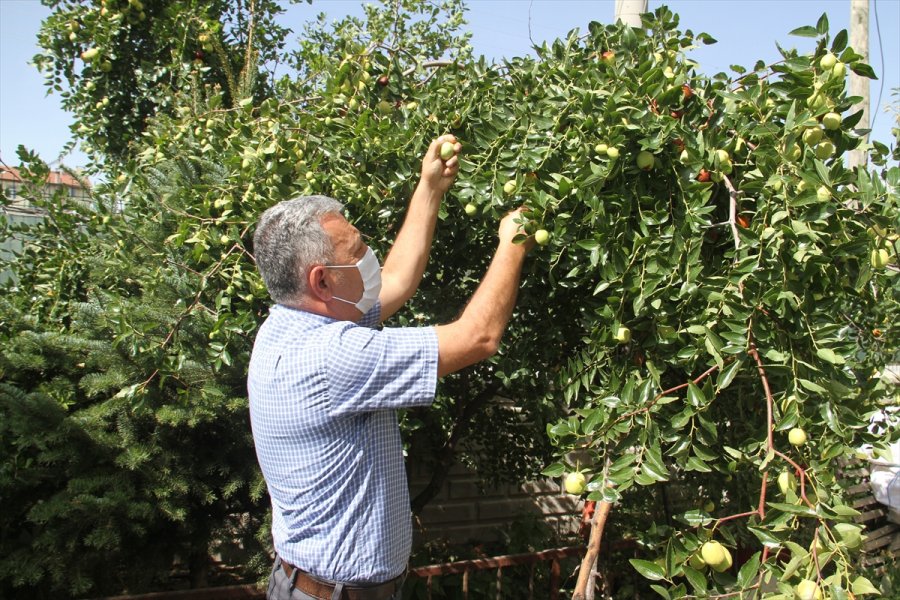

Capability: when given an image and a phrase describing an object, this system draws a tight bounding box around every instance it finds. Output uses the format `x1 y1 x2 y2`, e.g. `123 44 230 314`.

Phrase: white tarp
867 369 899 523
870 443 900 525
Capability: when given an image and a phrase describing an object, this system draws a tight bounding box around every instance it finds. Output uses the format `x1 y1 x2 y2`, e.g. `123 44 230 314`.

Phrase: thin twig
721 174 741 251
401 60 455 77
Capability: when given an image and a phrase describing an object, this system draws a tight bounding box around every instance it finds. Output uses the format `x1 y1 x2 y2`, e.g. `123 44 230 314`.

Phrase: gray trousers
266 556 403 600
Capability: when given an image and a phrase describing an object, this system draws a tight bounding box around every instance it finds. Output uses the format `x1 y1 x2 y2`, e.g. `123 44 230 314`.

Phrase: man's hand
420 134 461 195
378 135 460 321
499 208 536 252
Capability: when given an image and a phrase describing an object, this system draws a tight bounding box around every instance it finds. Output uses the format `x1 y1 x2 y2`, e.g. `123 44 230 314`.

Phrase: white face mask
325 247 382 314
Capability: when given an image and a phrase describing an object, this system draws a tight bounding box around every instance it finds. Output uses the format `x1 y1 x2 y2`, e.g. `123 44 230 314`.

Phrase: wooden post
551 558 561 600
614 0 648 28
848 0 870 169
573 501 613 600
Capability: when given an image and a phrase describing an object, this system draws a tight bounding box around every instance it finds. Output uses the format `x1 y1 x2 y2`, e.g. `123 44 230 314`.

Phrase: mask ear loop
322 262 362 307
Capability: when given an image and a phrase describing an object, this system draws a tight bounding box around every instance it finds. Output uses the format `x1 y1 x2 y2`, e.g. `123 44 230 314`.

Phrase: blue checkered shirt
248 302 438 584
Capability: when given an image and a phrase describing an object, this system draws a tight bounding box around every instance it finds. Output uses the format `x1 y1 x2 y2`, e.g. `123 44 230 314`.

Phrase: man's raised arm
435 209 534 377
378 135 460 320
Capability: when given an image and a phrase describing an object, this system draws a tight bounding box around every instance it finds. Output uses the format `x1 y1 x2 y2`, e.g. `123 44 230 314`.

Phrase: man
248 135 534 600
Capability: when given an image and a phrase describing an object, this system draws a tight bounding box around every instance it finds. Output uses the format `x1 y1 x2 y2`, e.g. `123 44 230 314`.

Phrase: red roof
0 166 91 189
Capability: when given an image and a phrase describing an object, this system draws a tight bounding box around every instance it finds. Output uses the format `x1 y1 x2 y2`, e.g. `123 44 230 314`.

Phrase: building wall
0 209 44 284
409 461 582 545
1 168 92 283
1 170 92 207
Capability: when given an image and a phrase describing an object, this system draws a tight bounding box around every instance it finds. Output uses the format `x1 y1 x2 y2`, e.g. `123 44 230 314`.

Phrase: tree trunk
188 549 210 589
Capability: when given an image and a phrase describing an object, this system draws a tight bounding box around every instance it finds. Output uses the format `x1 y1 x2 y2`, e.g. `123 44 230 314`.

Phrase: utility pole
615 0 648 28
848 0 869 169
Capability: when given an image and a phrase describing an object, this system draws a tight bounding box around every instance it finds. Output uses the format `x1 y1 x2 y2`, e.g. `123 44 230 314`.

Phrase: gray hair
252 195 344 304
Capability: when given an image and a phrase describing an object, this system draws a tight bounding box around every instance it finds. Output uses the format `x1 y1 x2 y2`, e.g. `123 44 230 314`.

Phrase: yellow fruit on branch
871 248 890 269
636 151 655 171
796 579 822 600
788 427 807 446
564 471 586 494
777 470 796 494
819 53 837 70
700 541 732 572
822 112 841 130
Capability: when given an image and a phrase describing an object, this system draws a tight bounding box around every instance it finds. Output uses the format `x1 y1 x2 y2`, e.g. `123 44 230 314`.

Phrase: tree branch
721 174 741 251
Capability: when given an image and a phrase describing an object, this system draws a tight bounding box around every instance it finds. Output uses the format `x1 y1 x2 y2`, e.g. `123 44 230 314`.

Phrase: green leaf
767 502 818 517
765 349 789 363
816 13 829 35
705 336 724 369
831 29 848 53
644 445 670 481
830 504 862 518
629 559 667 581
789 26 818 38
814 159 831 186
634 471 658 486
680 509 714 526
821 443 847 460
816 347 845 365
665 541 678 578
687 381 705 407
850 575 881 596
610 453 638 471
642 460 670 483
685 456 712 472
683 565 707 593
850 62 877 79
747 526 783 547
716 359 742 390
541 462 565 477
799 379 828 394
780 553 805 581
785 101 797 131
736 551 761 588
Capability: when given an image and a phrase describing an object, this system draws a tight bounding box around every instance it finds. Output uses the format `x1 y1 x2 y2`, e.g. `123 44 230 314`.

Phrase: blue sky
1 0 897 170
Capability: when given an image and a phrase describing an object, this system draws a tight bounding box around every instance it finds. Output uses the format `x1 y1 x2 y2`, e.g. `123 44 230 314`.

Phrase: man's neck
281 297 358 322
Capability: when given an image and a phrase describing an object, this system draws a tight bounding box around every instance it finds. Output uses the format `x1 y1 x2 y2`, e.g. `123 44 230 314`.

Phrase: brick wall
408 461 582 545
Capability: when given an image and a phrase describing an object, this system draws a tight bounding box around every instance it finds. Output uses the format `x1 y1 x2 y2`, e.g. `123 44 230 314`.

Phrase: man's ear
306 265 332 301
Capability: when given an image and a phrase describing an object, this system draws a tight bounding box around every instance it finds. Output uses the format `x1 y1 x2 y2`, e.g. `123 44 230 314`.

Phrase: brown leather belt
281 561 402 600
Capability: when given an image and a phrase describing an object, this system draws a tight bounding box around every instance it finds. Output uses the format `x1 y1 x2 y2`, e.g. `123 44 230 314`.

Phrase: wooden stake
572 501 613 600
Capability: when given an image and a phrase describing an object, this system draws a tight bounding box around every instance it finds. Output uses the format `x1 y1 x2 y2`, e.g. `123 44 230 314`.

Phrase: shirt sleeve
325 323 438 416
